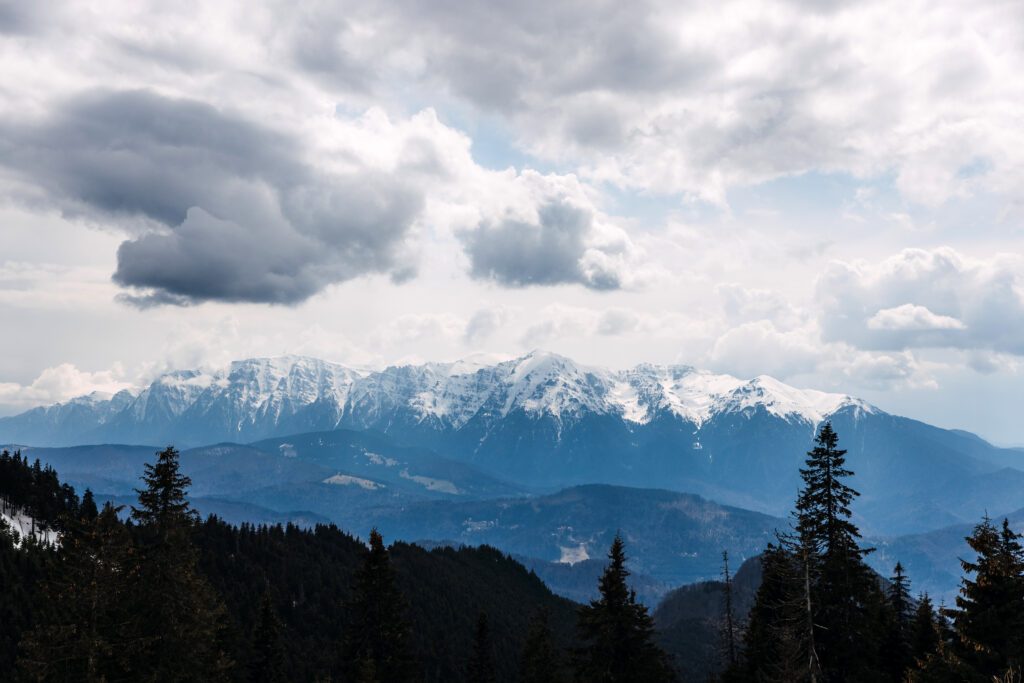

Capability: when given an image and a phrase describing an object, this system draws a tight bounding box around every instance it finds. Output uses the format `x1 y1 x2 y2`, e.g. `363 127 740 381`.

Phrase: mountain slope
334 484 783 587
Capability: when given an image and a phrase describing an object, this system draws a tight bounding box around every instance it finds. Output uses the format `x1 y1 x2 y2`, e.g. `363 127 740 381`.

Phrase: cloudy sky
1 0 1023 442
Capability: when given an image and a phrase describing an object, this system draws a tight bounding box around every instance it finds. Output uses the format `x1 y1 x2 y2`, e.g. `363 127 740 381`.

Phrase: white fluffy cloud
261 0 1024 207
867 304 966 332
818 248 1024 354
0 363 132 410
708 321 822 379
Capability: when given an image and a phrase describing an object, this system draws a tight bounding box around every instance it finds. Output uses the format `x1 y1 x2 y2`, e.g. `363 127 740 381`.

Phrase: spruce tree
342 528 414 682
910 594 940 667
952 516 1024 679
248 588 287 683
467 612 497 683
739 540 818 682
80 489 98 521
883 561 914 680
721 551 739 670
18 502 133 682
126 445 232 681
574 534 674 682
520 608 564 683
792 422 884 681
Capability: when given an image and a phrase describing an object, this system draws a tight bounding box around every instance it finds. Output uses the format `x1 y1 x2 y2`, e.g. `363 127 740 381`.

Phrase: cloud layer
818 248 1024 354
2 90 425 305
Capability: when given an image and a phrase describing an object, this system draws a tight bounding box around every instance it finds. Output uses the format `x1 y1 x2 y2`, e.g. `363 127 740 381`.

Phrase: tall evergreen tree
952 516 1024 679
248 588 287 683
910 594 940 668
721 551 739 670
18 503 133 682
883 561 914 679
520 609 564 683
733 543 808 682
79 489 98 521
467 612 497 683
792 422 885 681
574 534 674 682
341 528 415 682
794 423 867 562
126 446 232 681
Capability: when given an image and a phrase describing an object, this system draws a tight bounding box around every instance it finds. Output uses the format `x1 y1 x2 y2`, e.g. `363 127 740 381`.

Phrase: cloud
0 89 428 305
825 348 936 391
0 363 132 411
463 307 511 345
460 171 641 289
708 321 822 379
817 248 1024 354
517 304 704 350
717 283 805 329
866 304 966 332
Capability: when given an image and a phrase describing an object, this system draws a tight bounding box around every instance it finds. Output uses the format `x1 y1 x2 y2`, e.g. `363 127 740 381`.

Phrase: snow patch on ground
2 506 59 547
322 474 384 490
400 469 459 494
365 452 398 467
558 543 590 564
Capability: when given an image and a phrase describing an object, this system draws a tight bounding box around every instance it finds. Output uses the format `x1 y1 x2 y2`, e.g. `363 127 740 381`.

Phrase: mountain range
3 351 1021 533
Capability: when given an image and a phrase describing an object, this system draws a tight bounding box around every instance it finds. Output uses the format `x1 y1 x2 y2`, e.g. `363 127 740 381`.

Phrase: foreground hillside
0 449 581 682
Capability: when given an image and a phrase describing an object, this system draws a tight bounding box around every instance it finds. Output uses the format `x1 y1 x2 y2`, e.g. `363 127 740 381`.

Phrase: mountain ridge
0 350 874 447
4 351 1022 531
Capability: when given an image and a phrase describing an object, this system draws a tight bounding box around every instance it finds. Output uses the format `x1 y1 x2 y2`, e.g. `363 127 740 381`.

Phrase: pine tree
792 422 884 681
881 561 914 679
342 528 415 682
520 608 564 683
248 588 287 683
952 516 1024 679
721 551 739 670
18 502 133 682
574 534 674 682
794 423 867 562
126 445 232 681
736 542 809 681
910 594 940 667
80 489 98 521
467 612 497 683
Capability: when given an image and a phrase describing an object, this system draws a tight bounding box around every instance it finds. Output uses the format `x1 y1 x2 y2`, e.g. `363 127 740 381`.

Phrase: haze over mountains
4 351 1023 600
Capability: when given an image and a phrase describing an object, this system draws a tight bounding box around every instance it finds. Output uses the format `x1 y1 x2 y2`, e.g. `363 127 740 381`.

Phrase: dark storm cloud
460 197 621 290
0 89 423 305
3 90 299 226
0 0 48 35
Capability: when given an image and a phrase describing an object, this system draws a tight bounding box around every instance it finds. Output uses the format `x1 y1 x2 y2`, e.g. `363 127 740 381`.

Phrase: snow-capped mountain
2 351 1020 518
4 350 867 448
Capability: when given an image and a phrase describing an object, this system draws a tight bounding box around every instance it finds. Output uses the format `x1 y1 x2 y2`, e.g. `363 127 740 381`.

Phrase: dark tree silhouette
342 528 415 682
126 446 232 681
574 534 673 682
520 608 565 683
467 612 497 683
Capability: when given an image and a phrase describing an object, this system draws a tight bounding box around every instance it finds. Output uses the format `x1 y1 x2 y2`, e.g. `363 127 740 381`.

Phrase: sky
1 0 1023 443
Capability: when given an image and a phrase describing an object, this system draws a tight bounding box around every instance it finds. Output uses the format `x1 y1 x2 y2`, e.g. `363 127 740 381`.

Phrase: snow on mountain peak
6 352 877 442
718 375 873 424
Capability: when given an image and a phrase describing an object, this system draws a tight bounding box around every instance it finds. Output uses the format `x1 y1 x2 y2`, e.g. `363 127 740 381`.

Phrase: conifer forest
3 423 1022 681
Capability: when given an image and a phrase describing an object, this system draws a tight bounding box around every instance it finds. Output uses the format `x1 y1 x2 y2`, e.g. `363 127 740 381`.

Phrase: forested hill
0 449 585 682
